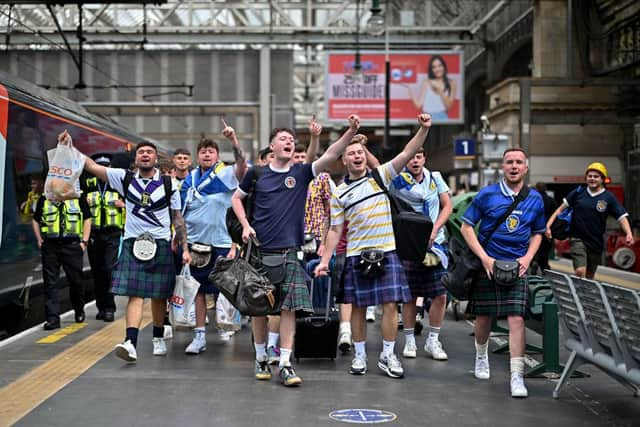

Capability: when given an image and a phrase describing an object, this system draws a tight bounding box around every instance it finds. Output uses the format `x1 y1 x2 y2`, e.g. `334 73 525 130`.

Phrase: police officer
32 192 92 330
81 153 125 322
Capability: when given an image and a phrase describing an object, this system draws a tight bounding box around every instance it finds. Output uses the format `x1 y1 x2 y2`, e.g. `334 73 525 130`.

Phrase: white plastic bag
44 131 85 201
169 265 200 328
216 294 241 331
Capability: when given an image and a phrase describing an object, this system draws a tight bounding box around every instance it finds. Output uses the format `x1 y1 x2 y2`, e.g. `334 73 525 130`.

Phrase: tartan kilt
111 238 175 299
343 251 411 308
402 260 447 299
265 250 314 317
467 275 528 317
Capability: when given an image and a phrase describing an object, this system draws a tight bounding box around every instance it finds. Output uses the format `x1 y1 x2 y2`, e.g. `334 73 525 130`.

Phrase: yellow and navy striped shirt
331 162 397 257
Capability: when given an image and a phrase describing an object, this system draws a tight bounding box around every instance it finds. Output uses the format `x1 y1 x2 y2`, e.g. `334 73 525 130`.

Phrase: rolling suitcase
294 259 339 360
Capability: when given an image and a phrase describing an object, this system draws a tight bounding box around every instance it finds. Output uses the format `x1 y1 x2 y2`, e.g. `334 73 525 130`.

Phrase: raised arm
313 114 360 173
83 155 109 182
390 114 432 173
222 119 248 182
305 114 322 164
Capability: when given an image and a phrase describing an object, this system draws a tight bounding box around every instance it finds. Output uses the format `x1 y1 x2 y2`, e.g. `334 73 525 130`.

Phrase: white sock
339 322 351 335
404 329 415 347
475 340 488 358
510 357 525 378
267 332 279 349
279 348 292 367
427 326 441 343
382 340 395 358
354 341 366 357
193 327 206 340
255 342 267 361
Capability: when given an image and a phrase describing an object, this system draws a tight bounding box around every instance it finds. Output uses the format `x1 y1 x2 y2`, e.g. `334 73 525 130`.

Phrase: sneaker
474 355 490 380
267 346 280 365
114 340 137 362
254 358 272 381
218 330 232 342
378 353 404 378
510 374 529 398
366 306 376 322
424 340 448 360
338 331 352 353
350 354 368 375
402 342 417 358
279 365 302 387
185 336 207 354
152 337 167 356
163 325 173 340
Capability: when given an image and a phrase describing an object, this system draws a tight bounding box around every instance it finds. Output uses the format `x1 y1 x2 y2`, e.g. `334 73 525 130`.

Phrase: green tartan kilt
259 250 314 317
467 275 528 317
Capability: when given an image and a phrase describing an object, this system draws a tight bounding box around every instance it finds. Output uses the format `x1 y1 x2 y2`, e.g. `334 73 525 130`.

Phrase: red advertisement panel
325 51 464 125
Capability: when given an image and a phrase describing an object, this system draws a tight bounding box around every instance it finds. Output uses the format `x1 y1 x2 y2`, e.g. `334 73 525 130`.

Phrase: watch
80 239 88 245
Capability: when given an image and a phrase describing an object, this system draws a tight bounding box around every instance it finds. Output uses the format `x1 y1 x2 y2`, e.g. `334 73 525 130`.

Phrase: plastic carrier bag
169 265 200 328
44 131 85 201
216 294 241 331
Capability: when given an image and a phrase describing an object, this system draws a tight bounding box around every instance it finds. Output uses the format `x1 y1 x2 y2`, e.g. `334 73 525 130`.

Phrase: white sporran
132 232 157 261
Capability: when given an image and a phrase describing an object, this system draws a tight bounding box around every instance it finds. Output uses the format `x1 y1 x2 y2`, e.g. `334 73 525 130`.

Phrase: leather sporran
493 260 520 287
258 252 288 285
355 249 386 279
189 243 213 268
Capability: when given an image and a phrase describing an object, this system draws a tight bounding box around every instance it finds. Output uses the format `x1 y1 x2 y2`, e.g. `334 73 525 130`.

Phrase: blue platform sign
329 409 397 424
454 138 476 159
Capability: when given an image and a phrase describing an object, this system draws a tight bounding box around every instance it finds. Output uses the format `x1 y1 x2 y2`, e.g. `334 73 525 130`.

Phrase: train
0 70 159 338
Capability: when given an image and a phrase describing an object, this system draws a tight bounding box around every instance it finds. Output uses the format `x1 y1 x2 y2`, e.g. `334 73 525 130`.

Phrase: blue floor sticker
329 409 397 424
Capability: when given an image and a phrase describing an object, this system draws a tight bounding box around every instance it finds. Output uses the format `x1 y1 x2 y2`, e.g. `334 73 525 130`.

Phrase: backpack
225 166 264 245
122 171 174 211
550 186 582 240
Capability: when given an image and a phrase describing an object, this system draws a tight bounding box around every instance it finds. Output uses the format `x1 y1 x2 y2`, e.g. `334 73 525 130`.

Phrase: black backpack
225 166 264 244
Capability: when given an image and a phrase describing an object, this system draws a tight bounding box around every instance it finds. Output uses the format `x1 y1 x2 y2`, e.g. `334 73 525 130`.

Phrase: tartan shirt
304 172 332 239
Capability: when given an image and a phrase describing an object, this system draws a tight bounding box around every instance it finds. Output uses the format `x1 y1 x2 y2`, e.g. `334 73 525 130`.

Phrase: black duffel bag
209 240 281 316
371 169 433 262
441 236 481 300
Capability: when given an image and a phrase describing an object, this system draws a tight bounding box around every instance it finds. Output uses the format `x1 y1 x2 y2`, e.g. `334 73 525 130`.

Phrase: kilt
343 251 411 308
264 250 314 317
191 246 229 295
111 238 175 299
402 260 447 299
467 275 528 317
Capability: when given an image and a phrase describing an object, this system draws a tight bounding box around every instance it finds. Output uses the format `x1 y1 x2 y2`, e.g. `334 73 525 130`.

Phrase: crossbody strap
479 186 530 247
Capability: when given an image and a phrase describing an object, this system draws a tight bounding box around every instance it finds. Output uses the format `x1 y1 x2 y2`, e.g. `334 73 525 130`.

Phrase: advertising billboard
325 50 464 125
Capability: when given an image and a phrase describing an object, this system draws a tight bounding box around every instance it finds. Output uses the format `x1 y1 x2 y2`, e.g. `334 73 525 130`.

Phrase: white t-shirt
106 168 180 241
331 162 397 257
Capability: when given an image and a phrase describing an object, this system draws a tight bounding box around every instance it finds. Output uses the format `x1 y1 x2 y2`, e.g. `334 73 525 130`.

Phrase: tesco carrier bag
45 131 85 201
169 265 200 328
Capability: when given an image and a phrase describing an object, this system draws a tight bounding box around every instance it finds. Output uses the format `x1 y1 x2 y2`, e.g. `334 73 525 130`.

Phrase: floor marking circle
329 409 397 424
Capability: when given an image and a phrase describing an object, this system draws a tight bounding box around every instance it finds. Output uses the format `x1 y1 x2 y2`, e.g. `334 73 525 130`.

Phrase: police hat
91 152 113 166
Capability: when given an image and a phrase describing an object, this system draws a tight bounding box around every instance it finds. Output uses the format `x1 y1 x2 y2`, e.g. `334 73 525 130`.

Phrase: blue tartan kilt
343 251 411 308
402 260 447 299
111 238 175 299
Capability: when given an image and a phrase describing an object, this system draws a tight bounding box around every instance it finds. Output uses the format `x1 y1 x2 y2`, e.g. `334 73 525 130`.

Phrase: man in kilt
231 115 361 387
389 147 453 360
83 142 191 363
315 114 433 379
460 148 545 398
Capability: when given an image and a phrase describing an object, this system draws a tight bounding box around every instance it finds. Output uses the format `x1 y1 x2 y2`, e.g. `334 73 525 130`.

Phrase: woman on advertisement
404 55 457 121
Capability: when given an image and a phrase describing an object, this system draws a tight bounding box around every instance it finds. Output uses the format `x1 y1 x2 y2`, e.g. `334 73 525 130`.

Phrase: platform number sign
454 138 476 160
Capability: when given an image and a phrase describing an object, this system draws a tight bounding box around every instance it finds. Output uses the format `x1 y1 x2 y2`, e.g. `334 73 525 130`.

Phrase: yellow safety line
36 323 88 344
0 303 152 426
549 261 640 290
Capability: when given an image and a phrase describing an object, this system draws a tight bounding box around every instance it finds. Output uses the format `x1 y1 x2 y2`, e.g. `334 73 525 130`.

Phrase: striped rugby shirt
331 162 397 257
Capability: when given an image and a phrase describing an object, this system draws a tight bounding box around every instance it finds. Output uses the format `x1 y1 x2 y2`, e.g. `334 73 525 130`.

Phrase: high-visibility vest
40 199 84 238
84 177 124 230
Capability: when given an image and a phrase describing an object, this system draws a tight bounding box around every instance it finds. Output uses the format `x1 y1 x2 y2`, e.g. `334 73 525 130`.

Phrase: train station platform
1 285 639 427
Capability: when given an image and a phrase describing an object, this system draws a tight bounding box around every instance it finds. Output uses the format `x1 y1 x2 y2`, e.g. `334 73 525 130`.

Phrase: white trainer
510 375 529 398
350 353 368 375
163 325 173 340
152 337 167 356
185 336 207 354
338 331 352 353
114 340 137 363
402 342 417 358
366 306 376 322
378 353 404 378
474 355 490 380
424 340 448 360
